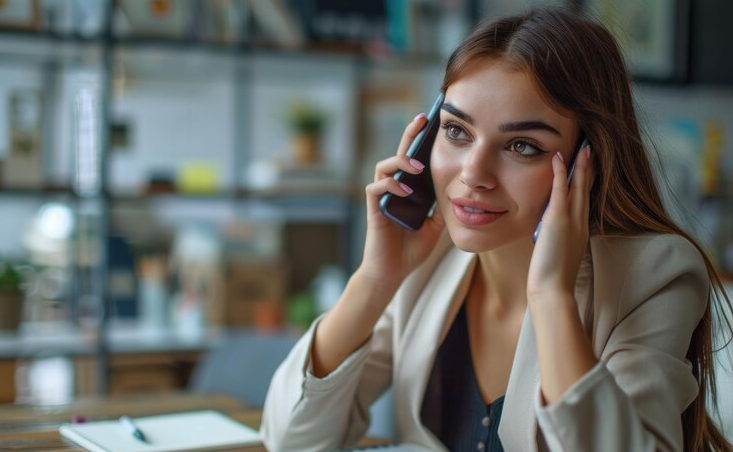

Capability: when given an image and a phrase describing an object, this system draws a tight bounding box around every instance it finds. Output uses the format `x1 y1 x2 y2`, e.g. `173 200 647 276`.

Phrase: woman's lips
451 200 507 226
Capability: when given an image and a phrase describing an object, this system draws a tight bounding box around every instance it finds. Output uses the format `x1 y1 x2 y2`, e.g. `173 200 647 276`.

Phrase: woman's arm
261 230 455 452
313 112 445 377
527 145 597 404
530 235 708 452
525 147 709 451
312 269 400 377
261 298 397 452
261 114 446 452
529 292 597 404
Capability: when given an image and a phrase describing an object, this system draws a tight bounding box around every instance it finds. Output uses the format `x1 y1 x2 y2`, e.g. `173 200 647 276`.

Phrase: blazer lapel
395 247 476 449
498 307 540 452
498 243 594 452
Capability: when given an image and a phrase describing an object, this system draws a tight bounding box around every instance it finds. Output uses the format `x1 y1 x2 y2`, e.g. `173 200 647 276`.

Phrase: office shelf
0 2 449 402
0 186 76 197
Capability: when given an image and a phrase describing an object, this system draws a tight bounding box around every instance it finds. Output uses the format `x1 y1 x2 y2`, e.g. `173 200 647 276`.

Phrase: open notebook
59 410 261 452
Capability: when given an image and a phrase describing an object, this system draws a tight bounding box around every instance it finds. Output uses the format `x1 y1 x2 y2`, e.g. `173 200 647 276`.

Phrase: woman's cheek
504 164 550 216
430 144 455 192
524 170 555 216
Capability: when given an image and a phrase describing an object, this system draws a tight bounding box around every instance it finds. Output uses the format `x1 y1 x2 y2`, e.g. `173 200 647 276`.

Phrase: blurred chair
368 388 396 440
189 330 299 408
189 328 397 438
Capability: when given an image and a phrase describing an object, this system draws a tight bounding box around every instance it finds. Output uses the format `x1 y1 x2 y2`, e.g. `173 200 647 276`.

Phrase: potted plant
287 102 327 166
0 262 23 331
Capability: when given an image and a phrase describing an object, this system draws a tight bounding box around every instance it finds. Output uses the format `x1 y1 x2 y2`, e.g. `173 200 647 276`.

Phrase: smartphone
532 136 590 243
379 93 445 231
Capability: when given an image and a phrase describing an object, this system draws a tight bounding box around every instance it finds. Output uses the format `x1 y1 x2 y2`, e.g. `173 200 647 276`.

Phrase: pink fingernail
409 159 425 170
414 113 426 122
556 152 564 162
585 145 591 159
400 183 413 194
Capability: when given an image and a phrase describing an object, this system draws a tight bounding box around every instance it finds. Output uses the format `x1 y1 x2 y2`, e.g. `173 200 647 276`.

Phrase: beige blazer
261 233 709 452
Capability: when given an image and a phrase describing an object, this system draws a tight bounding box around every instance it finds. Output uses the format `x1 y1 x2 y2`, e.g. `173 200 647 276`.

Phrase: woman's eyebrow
441 103 474 125
442 102 561 136
498 121 560 135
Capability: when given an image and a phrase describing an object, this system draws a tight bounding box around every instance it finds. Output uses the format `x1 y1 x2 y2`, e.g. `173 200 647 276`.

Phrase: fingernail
414 113 426 122
400 183 413 194
555 152 564 162
585 145 591 160
409 159 425 170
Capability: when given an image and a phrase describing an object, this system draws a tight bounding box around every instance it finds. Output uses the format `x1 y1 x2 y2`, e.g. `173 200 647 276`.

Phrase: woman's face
432 59 580 253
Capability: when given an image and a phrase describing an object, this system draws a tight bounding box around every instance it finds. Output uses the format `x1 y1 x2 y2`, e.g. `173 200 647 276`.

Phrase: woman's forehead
445 63 575 130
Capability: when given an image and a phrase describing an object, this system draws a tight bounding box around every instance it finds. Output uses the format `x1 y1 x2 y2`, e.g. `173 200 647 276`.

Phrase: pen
119 415 148 443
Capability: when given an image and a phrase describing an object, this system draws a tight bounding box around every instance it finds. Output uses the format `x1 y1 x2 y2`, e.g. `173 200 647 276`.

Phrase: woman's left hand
527 145 594 303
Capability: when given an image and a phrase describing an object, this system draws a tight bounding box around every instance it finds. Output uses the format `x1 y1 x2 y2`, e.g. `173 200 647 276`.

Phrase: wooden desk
0 393 261 451
0 392 387 451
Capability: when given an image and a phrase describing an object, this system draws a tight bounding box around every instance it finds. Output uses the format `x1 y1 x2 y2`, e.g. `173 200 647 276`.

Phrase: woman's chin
446 230 500 253
446 227 533 253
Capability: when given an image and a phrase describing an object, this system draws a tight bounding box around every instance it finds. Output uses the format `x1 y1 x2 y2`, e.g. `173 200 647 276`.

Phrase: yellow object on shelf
700 121 724 197
176 162 220 194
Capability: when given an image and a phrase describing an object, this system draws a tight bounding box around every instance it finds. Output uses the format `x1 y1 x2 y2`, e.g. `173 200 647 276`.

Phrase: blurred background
0 0 731 440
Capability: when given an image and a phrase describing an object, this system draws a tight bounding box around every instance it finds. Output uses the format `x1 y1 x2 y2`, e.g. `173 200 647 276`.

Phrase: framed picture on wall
582 0 689 82
0 0 40 30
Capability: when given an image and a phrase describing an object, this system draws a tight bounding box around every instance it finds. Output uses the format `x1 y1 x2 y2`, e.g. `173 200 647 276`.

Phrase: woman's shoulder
589 233 709 320
589 233 706 273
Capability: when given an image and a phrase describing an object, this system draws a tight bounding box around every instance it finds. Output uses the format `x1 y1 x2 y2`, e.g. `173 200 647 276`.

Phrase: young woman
261 7 733 452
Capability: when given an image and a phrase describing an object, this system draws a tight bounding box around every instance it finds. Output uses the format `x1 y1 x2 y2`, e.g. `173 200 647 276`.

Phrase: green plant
0 263 22 293
287 102 327 136
286 291 318 330
0 262 24 331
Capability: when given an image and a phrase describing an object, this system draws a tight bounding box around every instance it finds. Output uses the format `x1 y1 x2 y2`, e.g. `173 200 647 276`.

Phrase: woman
261 7 732 452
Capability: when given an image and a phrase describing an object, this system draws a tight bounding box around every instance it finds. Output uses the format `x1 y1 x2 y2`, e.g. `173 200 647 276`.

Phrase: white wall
246 54 358 182
105 50 358 192
109 49 237 192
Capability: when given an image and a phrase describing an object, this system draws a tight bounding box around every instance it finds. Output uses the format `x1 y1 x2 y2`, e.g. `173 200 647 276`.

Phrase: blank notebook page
59 410 261 452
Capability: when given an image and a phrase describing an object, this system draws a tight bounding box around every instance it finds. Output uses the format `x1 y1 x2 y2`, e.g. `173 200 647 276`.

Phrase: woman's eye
442 123 468 142
509 140 544 157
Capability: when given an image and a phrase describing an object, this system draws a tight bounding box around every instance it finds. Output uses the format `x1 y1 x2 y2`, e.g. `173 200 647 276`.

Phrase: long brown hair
441 7 733 451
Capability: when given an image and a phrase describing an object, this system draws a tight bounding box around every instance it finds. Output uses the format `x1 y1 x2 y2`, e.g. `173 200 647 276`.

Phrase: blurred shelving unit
0 0 731 420
0 0 451 402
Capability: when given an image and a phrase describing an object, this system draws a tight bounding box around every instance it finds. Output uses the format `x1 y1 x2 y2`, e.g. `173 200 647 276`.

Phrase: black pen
119 415 148 443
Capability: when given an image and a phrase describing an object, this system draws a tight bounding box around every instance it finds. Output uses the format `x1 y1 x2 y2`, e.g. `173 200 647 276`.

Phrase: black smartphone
532 136 589 243
379 93 445 231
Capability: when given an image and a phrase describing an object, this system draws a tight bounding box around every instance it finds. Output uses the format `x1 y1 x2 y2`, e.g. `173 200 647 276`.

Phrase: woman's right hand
311 114 446 377
359 113 446 287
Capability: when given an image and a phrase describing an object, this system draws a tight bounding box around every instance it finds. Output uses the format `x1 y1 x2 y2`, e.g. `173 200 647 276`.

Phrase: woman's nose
459 149 499 191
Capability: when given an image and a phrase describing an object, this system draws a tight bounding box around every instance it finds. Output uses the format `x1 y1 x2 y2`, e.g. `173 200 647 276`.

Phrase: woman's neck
473 237 535 318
